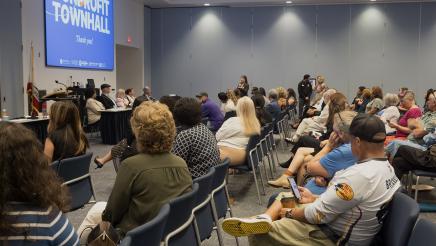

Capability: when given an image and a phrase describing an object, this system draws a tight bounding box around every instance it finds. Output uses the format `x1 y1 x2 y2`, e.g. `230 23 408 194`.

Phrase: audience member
252 94 273 127
222 114 400 246
387 90 422 139
196 92 224 132
78 102 193 238
392 144 436 179
265 89 281 121
397 87 410 115
159 95 181 114
237 75 250 97
277 87 288 110
0 122 78 245
227 89 239 105
251 86 259 96
85 89 105 125
125 88 135 107
354 88 371 113
98 84 116 109
289 89 336 143
44 101 88 162
283 92 348 167
259 87 270 105
270 111 356 194
115 89 129 108
218 92 236 114
172 98 221 179
350 86 366 110
216 96 261 166
424 89 435 113
366 86 384 115
297 74 313 118
379 93 400 135
286 88 297 110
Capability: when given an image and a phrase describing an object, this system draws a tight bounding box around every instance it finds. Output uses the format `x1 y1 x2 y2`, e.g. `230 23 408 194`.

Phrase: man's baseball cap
349 114 386 143
100 83 111 89
196 92 208 98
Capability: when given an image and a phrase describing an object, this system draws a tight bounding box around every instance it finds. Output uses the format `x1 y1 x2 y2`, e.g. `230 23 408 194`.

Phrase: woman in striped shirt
0 122 78 246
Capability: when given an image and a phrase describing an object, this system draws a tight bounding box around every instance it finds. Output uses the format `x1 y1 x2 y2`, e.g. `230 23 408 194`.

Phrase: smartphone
288 177 301 200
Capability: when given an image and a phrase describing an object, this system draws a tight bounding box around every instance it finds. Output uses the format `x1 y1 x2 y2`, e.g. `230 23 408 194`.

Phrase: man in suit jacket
132 86 156 109
98 84 116 109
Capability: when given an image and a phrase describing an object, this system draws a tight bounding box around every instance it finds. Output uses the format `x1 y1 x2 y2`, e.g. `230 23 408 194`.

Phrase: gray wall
0 0 23 117
150 3 436 105
144 6 152 86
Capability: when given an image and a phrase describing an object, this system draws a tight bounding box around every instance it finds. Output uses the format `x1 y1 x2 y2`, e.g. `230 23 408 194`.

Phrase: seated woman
289 89 336 143
259 87 270 105
216 96 261 166
366 86 384 115
116 89 129 108
125 88 135 107
281 92 348 168
252 94 273 127
379 93 400 135
0 122 78 245
354 88 371 113
286 88 297 110
172 97 221 179
277 87 288 110
386 90 422 142
269 111 357 196
86 89 105 125
78 102 193 238
44 101 88 162
218 92 236 114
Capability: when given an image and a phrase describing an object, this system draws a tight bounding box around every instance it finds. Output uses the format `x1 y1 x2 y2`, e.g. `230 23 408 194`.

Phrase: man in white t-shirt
222 114 401 246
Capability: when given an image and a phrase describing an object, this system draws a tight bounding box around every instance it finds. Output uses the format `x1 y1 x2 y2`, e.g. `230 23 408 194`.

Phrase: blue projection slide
45 0 114 70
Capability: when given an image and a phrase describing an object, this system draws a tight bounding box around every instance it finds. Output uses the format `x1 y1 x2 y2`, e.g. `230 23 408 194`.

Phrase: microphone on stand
55 80 68 89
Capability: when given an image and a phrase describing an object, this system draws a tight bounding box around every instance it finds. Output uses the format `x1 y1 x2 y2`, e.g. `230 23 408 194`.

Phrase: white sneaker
222 216 272 237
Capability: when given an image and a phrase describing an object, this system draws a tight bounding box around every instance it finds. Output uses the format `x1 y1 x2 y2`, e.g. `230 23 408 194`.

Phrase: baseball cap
349 114 386 143
196 92 208 98
100 83 111 89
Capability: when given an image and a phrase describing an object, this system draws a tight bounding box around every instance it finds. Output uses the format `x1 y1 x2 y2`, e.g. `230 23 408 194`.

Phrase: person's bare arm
44 138 54 162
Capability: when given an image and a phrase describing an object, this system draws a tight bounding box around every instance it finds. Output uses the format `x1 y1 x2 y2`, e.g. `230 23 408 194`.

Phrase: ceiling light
370 0 376 2
286 1 292 3
204 3 210 6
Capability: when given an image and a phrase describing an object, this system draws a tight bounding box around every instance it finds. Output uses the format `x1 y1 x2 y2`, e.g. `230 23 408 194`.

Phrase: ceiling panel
143 0 436 8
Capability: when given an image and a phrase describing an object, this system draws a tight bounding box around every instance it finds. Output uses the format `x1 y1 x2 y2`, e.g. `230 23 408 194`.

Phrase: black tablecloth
21 119 49 144
100 110 132 145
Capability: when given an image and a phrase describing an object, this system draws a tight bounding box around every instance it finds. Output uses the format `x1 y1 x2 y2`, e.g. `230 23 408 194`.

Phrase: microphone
55 80 68 88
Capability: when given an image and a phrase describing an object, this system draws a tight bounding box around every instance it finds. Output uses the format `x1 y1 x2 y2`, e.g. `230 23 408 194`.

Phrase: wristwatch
285 209 294 219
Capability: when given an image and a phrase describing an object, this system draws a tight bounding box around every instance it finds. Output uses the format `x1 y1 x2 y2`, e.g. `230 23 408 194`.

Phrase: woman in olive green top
78 102 192 240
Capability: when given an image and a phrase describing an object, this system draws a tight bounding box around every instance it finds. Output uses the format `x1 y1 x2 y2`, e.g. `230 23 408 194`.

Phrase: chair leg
267 154 274 178
210 198 225 246
193 217 202 245
224 185 240 246
414 175 420 201
257 165 266 195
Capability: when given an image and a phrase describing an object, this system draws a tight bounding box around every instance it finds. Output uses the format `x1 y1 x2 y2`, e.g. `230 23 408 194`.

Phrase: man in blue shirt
265 89 281 121
196 92 224 132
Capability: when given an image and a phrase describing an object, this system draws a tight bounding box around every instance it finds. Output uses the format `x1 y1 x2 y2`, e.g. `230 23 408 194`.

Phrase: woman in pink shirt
388 91 422 139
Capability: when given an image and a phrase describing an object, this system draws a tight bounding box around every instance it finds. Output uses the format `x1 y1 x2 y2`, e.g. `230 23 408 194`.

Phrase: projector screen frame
43 0 115 71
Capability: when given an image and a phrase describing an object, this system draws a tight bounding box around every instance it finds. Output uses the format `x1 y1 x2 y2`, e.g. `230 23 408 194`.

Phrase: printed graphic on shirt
334 183 354 201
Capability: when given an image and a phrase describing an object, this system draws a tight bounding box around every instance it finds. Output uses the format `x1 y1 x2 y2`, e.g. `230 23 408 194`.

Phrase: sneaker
222 216 272 237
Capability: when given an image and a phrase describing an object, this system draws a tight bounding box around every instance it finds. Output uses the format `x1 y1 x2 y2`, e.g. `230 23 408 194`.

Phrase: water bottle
1 108 8 121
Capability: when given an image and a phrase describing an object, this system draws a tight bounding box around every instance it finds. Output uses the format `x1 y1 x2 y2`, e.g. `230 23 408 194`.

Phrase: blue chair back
193 168 216 241
407 218 436 246
211 159 230 219
122 204 170 246
163 183 199 246
51 161 60 173
378 192 419 246
58 153 95 211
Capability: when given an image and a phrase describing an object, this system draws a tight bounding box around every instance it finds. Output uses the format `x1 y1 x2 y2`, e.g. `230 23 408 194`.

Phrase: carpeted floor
67 134 436 245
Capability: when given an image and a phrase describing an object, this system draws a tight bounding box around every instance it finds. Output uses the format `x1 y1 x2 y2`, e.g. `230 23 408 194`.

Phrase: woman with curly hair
78 102 193 239
44 101 88 162
276 86 288 110
0 122 78 245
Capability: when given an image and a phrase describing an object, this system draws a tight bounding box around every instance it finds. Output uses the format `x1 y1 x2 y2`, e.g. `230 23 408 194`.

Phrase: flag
27 42 39 116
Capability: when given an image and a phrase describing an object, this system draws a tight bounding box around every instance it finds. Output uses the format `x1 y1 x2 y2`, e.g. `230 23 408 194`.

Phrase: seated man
222 114 400 246
392 144 436 179
269 111 357 195
196 92 224 132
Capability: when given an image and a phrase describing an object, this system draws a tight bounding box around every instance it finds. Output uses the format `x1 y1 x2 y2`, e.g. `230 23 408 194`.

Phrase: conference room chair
276 119 286 150
230 134 266 205
57 152 97 211
373 192 419 246
192 168 216 245
406 170 436 201
121 204 170 246
163 183 199 246
407 218 436 246
50 160 60 173
211 159 239 246
260 124 275 178
267 128 281 166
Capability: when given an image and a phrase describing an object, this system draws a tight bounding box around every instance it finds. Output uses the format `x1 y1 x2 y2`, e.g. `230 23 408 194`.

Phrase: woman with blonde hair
216 96 261 166
44 101 88 162
116 89 129 108
277 87 288 110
